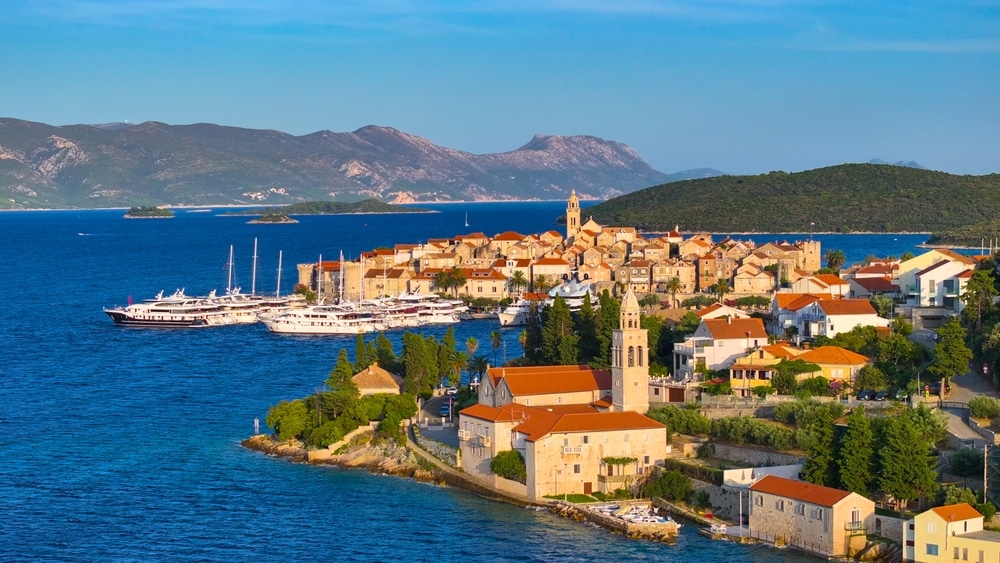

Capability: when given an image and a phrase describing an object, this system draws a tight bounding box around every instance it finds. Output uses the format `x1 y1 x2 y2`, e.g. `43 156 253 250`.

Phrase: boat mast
251 237 258 296
338 250 345 304
227 245 234 294
276 250 283 297
318 254 323 304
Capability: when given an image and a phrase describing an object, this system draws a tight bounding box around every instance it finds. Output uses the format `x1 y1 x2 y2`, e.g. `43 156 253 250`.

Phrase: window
795 504 805 515
573 464 581 474
926 544 938 556
583 436 589 444
964 548 968 561
563 438 569 446
776 500 785 511
644 456 650 464
624 434 630 442
754 496 763 507
928 522 936 534
654 388 660 396
978 549 983 563
956 547 961 560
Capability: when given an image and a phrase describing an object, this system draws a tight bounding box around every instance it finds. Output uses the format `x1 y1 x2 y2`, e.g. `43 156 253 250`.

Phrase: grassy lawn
544 493 601 503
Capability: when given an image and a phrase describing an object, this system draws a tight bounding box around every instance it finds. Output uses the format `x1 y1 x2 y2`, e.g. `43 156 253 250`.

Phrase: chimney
803 342 810 350
727 315 732 324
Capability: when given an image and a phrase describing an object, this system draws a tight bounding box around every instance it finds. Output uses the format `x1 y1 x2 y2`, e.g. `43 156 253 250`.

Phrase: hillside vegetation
586 164 1000 233
925 220 1000 247
234 199 429 216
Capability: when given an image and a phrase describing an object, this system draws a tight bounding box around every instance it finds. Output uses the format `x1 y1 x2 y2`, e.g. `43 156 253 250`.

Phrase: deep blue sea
0 201 926 561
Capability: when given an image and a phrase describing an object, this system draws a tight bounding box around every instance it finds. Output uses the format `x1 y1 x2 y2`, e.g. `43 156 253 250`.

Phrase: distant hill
925 220 1000 247
585 164 1000 233
0 118 673 209
231 199 429 216
869 158 926 169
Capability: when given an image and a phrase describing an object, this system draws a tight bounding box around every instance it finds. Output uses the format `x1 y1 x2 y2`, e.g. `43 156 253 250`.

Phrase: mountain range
0 118 717 209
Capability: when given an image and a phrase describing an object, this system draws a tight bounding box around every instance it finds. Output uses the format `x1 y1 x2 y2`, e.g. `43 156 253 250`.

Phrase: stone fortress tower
611 289 650 413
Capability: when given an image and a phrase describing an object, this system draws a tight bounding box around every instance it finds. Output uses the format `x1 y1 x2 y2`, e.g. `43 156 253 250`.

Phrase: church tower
611 290 649 413
566 189 581 241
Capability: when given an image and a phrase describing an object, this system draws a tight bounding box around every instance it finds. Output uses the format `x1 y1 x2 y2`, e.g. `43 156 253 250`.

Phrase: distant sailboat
464 212 469 227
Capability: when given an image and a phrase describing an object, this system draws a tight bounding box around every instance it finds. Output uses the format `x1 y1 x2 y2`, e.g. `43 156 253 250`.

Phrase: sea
0 200 929 562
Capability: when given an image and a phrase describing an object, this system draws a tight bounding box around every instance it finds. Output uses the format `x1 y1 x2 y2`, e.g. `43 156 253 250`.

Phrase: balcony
562 446 582 455
479 436 491 448
597 474 629 486
844 521 867 536
458 430 470 441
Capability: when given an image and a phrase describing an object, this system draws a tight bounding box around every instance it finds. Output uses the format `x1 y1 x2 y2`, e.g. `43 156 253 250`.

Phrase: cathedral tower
566 189 581 241
611 290 649 413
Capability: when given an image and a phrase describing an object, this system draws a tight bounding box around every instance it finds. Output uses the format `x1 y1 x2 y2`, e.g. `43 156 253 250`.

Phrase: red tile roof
492 365 612 396
703 317 767 340
493 231 526 241
796 346 870 365
930 503 982 522
513 409 665 442
817 299 878 316
851 277 898 292
750 475 852 507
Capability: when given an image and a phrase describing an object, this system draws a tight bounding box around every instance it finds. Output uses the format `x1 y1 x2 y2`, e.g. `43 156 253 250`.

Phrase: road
910 328 996 447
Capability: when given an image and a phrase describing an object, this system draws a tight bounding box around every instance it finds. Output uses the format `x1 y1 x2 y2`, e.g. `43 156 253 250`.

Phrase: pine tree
354 333 367 371
879 414 939 516
928 316 973 399
523 303 543 362
327 349 359 395
839 406 875 496
803 410 837 487
593 290 620 369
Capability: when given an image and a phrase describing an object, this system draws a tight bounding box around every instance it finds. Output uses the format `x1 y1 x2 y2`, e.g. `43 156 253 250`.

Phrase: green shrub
969 396 1000 419
646 405 711 436
643 470 692 501
773 400 845 428
661 458 724 486
711 416 797 450
491 450 527 484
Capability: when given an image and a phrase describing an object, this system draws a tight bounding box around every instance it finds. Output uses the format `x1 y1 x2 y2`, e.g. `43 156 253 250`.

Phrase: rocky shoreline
241 434 439 483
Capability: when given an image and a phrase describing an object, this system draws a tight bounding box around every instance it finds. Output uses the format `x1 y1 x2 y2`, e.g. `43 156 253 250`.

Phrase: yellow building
905 503 1000 563
729 344 869 397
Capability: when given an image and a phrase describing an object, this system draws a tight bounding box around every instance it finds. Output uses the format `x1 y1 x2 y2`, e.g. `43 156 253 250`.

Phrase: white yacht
104 289 232 328
497 292 547 327
259 305 388 335
498 281 598 327
396 292 467 325
546 279 598 311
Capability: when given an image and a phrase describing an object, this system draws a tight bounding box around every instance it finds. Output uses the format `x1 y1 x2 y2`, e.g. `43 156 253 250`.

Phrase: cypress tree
523 303 543 363
439 328 457 385
839 406 875 496
576 293 599 363
541 295 576 364
593 290 620 369
803 410 837 487
375 332 396 368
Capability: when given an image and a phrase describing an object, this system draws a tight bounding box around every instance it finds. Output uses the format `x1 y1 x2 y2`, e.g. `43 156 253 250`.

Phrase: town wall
702 443 803 467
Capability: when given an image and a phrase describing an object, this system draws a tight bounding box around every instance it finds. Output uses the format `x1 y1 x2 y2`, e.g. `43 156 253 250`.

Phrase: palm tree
433 270 450 295
509 270 528 296
490 330 502 365
518 330 528 354
466 336 479 358
665 276 682 309
534 274 551 293
447 267 467 297
449 350 469 387
467 355 490 384
825 249 846 272
713 279 731 304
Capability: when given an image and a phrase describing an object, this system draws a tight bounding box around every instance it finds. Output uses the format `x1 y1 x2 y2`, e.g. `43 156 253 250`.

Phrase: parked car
445 387 458 396
895 389 910 401
856 390 875 401
926 382 952 395
439 401 452 417
874 390 889 401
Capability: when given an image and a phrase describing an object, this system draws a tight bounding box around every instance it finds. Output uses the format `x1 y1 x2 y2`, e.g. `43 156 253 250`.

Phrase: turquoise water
0 203 916 561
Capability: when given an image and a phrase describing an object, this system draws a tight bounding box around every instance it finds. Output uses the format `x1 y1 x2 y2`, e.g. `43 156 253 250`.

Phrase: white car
445 387 458 396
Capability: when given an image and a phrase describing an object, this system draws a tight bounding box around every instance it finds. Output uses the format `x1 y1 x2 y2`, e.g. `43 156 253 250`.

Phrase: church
457 290 668 500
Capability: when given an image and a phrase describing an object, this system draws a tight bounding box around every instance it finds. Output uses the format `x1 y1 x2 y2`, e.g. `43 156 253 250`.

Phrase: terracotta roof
459 403 531 423
539 404 601 414
493 231 526 241
857 264 897 275
957 269 975 279
696 303 725 317
750 475 852 507
514 409 666 442
774 293 831 309
796 346 870 365
493 365 612 396
591 396 613 408
930 503 982 522
785 294 824 312
934 248 978 265
703 317 768 340
352 363 404 390
534 258 570 266
762 344 801 360
852 277 898 292
817 299 877 316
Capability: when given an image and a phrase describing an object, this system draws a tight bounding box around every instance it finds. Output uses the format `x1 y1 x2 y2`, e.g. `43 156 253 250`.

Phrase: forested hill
585 164 1000 233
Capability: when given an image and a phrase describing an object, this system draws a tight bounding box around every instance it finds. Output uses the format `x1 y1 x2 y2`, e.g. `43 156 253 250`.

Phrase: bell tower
611 290 649 413
566 189 581 241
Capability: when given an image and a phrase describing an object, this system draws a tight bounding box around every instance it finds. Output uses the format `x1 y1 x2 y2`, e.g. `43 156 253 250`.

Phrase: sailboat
464 212 469 227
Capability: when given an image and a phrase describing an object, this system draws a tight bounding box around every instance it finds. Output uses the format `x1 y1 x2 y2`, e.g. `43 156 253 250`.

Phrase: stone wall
874 514 906 544
702 443 803 467
412 426 460 468
689 480 745 520
307 422 377 462
492 475 528 498
969 418 1000 445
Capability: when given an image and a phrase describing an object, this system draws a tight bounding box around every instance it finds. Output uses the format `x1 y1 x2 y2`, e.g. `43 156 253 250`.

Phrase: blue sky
1 1 997 175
